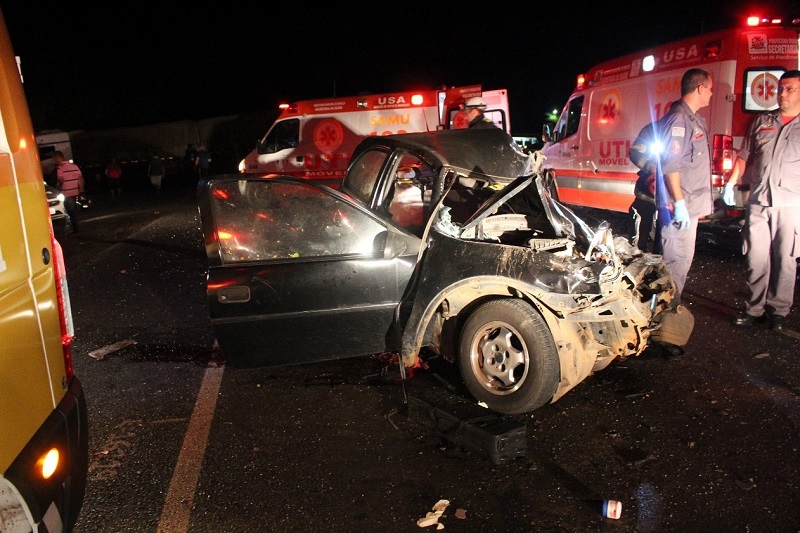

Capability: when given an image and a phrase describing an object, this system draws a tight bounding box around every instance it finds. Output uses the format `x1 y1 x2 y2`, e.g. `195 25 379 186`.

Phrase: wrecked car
197 128 693 414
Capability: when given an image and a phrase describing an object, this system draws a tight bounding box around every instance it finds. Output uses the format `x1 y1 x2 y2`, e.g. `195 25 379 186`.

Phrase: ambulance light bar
278 103 298 113
747 16 782 26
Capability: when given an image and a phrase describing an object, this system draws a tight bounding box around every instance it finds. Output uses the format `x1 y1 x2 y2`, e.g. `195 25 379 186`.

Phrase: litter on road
88 339 137 360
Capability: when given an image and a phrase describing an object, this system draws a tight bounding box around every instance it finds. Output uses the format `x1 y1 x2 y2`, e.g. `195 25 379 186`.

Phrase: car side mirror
380 230 411 259
373 230 388 257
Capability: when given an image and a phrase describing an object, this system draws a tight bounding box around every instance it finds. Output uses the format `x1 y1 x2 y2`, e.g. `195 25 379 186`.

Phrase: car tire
458 298 559 414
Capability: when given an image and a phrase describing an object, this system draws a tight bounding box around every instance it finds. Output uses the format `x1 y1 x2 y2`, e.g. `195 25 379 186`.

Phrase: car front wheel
458 298 559 414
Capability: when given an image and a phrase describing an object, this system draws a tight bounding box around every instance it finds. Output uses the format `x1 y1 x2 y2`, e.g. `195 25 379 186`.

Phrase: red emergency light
576 74 585 90
411 94 424 106
711 134 734 187
747 15 783 26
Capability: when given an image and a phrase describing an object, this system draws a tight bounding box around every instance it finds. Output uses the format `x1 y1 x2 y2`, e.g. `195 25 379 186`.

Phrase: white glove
722 182 735 206
672 199 690 230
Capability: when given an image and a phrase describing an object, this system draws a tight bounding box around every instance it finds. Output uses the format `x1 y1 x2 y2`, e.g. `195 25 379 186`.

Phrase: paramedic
655 68 714 301
463 97 497 129
730 70 800 333
628 167 660 253
628 117 672 253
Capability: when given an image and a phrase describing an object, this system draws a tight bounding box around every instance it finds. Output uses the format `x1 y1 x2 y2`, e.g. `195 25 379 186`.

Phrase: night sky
2 1 794 135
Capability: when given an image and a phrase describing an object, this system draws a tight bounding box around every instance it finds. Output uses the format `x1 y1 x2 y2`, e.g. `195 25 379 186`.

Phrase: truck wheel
458 299 559 414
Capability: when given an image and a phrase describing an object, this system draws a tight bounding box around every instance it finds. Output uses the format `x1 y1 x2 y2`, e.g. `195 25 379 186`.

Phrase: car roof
351 128 531 185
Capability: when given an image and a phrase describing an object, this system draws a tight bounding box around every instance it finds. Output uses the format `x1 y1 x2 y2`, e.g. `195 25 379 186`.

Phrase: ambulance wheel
458 298 559 414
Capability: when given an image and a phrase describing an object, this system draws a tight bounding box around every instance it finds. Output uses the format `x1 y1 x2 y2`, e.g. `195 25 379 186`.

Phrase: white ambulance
238 85 511 188
541 14 799 214
35 129 73 182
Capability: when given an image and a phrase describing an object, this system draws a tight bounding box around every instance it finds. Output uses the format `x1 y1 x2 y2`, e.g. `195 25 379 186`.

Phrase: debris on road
385 407 403 430
417 499 450 529
88 339 137 360
603 499 622 519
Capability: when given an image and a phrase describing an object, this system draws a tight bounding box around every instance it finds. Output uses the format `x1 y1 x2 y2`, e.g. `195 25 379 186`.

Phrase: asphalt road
61 180 800 532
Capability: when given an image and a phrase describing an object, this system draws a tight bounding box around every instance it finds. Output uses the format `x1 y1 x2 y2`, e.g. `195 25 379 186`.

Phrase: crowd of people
59 144 220 207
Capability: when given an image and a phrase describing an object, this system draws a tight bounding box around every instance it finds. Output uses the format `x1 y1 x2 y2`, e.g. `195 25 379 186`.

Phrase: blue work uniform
656 100 714 298
738 112 800 318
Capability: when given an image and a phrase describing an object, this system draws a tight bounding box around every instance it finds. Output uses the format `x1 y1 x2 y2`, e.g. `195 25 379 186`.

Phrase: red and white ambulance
541 14 799 214
238 85 510 187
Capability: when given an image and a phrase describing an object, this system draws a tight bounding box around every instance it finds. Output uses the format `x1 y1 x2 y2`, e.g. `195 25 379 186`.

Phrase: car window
553 96 583 140
259 118 300 154
342 148 390 204
381 153 435 236
210 179 386 264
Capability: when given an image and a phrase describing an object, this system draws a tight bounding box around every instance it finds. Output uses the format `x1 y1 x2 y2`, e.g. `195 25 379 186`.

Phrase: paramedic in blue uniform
655 68 715 302
729 70 800 332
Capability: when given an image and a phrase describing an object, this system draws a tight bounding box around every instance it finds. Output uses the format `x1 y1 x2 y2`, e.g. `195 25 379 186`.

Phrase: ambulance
541 13 800 214
0 8 89 533
238 85 511 187
35 129 73 183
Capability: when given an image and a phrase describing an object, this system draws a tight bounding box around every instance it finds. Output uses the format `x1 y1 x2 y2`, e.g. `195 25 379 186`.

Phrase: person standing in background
194 145 211 180
729 70 800 333
105 158 122 201
654 68 715 302
462 97 498 129
55 150 84 233
148 152 165 196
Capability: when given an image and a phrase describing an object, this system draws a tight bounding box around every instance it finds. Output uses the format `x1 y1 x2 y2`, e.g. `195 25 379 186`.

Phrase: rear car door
198 177 421 366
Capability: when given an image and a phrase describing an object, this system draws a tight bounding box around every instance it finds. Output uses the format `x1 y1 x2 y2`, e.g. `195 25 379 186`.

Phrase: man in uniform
730 70 800 332
655 68 715 301
463 97 498 129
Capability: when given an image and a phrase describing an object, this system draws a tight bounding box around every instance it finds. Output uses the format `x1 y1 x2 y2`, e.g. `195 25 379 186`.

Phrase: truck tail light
711 134 733 188
51 230 75 380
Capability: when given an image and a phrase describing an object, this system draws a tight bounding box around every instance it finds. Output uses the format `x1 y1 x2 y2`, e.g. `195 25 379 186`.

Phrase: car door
198 176 421 367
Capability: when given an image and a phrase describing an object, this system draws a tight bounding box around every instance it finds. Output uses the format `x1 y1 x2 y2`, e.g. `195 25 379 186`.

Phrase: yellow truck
0 8 89 533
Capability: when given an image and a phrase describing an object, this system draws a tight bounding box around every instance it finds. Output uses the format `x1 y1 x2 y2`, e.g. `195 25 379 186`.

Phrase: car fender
399 274 602 398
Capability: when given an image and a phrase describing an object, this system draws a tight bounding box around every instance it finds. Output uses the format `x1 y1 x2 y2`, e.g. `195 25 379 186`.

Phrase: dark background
3 1 796 135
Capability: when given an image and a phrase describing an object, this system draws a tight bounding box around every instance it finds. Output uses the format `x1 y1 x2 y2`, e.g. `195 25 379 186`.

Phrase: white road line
156 364 224 533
